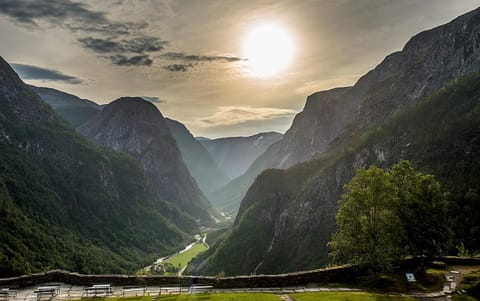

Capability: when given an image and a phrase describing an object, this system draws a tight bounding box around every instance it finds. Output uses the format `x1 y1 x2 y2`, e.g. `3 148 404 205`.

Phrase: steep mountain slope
165 118 230 196
78 98 217 224
198 71 480 276
199 132 282 179
30 85 101 127
211 7 480 214
0 56 195 276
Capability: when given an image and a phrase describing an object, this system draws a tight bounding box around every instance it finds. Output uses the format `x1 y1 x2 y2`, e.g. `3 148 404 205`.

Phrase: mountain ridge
30 85 101 127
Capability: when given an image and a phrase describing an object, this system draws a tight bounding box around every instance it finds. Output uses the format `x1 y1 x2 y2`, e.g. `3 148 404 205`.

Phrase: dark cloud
141 96 167 103
0 0 164 68
162 64 194 72
124 37 168 53
66 21 149 37
109 55 153 67
11 63 83 84
78 37 124 53
0 0 107 27
159 52 245 63
79 36 168 54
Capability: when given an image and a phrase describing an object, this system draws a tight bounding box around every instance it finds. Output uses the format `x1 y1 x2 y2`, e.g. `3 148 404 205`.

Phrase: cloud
159 52 245 63
0 0 147 38
78 37 123 53
0 0 107 27
66 21 149 37
199 106 297 127
109 55 153 66
162 64 193 72
0 0 164 67
11 63 83 84
78 36 168 54
159 52 245 72
141 96 167 103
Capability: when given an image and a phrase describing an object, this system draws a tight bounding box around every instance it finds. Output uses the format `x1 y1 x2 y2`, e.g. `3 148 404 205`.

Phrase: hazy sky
0 0 479 138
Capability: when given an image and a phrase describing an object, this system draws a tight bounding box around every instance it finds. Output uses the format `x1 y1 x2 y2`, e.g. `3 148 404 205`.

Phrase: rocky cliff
199 71 480 276
78 97 217 224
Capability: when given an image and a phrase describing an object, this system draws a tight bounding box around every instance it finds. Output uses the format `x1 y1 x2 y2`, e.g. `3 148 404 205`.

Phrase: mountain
165 118 230 196
195 8 480 276
210 6 480 216
29 87 227 199
29 85 101 127
0 56 196 276
199 132 282 179
78 97 218 224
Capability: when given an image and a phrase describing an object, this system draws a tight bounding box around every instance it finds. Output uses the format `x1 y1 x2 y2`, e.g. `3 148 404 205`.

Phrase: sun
243 23 294 78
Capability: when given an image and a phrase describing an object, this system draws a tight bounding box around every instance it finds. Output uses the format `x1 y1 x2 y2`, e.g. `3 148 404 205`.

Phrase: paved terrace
8 283 362 301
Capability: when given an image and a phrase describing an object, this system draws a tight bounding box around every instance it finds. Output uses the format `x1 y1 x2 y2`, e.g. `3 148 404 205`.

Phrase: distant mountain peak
105 96 166 118
31 85 101 127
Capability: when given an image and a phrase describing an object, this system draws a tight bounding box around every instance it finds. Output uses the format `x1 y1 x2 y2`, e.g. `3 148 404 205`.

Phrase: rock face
165 118 230 196
199 132 283 179
78 97 216 224
212 6 480 215
30 85 101 127
0 56 195 276
197 8 480 276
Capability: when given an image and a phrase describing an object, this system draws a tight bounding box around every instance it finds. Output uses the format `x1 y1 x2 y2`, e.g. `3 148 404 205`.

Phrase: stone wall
1 257 478 289
0 265 366 288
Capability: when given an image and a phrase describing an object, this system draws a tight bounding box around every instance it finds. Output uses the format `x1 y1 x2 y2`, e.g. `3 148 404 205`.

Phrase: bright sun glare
243 23 294 78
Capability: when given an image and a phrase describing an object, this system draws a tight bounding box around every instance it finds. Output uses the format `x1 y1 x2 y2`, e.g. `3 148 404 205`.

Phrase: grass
452 296 478 301
163 242 208 274
75 292 416 301
290 292 416 301
78 294 280 301
155 293 281 300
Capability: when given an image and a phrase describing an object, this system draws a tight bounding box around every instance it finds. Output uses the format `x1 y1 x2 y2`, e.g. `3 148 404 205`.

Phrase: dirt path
280 294 294 301
408 265 480 300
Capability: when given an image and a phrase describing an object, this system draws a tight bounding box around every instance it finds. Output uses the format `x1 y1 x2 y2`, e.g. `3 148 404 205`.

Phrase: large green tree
390 161 449 262
328 166 403 272
329 161 449 272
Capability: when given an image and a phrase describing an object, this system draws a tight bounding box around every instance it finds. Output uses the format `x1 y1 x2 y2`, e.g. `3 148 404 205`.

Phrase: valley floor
142 234 208 276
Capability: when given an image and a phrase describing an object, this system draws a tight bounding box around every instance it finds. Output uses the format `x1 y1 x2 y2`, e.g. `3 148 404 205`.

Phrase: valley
0 1 479 299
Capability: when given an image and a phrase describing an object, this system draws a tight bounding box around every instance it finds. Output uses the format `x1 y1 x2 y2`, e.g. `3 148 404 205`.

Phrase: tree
329 161 449 272
390 161 449 265
328 166 403 272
